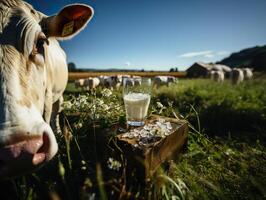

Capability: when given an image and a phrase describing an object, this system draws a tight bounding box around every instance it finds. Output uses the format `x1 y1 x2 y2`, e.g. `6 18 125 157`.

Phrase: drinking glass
123 77 152 126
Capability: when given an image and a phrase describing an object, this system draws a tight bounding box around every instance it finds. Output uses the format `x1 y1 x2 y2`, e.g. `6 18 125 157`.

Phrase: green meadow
2 77 266 200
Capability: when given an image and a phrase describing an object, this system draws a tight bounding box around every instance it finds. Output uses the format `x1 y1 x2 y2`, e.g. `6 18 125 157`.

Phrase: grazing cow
231 68 244 84
167 76 177 84
74 78 85 88
122 77 142 86
120 75 131 85
133 77 142 86
0 0 93 178
130 76 142 86
154 76 176 88
84 77 100 91
210 71 224 83
99 75 108 87
242 68 253 80
104 75 121 90
123 78 134 86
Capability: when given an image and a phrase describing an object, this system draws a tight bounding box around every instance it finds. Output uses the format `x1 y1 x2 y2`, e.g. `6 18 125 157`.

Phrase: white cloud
204 54 214 58
179 50 213 58
125 61 131 66
217 51 230 56
179 50 230 59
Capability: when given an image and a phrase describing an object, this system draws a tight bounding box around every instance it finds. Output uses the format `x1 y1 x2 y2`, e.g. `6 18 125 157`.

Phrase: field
1 77 266 200
68 71 186 81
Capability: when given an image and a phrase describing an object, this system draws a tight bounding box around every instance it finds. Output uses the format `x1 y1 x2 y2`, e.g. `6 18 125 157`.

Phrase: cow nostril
36 132 50 155
32 132 50 165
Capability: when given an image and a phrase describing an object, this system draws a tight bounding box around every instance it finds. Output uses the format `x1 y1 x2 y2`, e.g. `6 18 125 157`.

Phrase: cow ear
41 4 94 40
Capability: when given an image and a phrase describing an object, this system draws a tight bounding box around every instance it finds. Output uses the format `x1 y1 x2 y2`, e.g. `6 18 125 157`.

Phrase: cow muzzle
0 123 58 179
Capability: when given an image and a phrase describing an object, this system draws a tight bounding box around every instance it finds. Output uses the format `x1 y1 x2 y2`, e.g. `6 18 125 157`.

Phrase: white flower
101 88 112 97
107 157 122 171
63 101 72 110
156 102 164 108
95 99 104 106
102 104 109 111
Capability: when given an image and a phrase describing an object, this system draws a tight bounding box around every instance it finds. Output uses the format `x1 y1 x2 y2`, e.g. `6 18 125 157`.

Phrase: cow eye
31 33 49 56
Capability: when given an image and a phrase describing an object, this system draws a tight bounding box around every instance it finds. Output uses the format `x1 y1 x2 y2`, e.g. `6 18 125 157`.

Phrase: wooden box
114 115 188 182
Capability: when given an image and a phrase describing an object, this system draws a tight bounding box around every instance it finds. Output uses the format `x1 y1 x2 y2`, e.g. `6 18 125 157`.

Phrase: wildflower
107 157 122 171
94 99 104 106
74 122 83 129
63 101 73 110
156 102 164 108
101 88 112 97
225 148 234 156
102 104 109 111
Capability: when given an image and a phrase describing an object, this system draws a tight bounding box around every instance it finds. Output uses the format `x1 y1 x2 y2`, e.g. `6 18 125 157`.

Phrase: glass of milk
123 77 151 126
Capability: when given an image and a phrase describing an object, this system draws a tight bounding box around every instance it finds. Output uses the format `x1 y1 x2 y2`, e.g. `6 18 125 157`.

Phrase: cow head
0 0 93 179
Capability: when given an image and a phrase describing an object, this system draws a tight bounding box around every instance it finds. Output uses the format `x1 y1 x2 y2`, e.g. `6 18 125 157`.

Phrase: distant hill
218 45 266 71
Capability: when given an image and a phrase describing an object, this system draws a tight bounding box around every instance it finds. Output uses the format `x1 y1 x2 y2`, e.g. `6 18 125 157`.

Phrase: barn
186 62 232 78
186 62 213 78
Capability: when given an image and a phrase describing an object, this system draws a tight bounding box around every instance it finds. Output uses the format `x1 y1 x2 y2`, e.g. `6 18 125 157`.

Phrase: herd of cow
209 68 253 84
74 75 178 91
74 67 253 92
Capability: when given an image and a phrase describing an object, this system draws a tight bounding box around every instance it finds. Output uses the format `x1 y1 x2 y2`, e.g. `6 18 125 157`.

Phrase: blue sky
25 0 266 71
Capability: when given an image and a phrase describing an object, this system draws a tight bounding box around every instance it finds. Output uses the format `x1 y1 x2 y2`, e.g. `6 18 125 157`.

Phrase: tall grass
1 78 266 199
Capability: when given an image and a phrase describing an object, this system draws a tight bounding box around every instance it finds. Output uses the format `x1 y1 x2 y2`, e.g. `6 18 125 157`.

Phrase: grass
153 79 266 141
1 77 266 200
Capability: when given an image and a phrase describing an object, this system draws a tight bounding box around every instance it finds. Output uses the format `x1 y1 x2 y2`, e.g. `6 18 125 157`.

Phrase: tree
68 62 76 72
175 67 179 72
169 68 174 72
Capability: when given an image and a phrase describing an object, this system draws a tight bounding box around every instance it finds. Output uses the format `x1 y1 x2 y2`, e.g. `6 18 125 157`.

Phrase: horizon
26 0 266 71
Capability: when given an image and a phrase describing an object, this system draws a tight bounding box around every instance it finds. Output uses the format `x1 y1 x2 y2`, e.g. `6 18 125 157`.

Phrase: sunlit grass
2 77 266 200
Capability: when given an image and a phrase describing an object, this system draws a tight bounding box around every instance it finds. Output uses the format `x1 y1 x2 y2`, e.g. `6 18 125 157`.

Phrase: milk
123 93 151 125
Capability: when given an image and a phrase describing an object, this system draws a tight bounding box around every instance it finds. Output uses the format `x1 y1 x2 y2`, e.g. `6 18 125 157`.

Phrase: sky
25 0 266 71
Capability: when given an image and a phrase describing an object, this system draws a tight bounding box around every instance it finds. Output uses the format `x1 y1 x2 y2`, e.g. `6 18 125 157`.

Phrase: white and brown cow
210 70 224 83
231 68 244 85
154 76 176 88
0 0 93 178
242 68 253 80
84 77 100 91
104 75 122 90
74 78 85 89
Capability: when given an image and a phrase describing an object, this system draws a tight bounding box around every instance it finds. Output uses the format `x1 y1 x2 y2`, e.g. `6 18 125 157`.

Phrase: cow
99 75 108 87
242 68 253 80
74 78 85 89
210 70 224 83
123 77 134 86
104 75 122 90
84 77 100 91
231 68 244 85
133 77 142 86
0 0 94 179
154 76 176 88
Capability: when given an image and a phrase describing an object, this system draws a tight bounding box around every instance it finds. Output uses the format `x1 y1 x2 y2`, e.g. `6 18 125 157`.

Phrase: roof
186 62 213 71
212 64 232 72
187 62 231 72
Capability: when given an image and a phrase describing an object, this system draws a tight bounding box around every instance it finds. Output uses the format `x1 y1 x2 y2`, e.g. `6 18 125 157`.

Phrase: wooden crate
114 115 188 182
